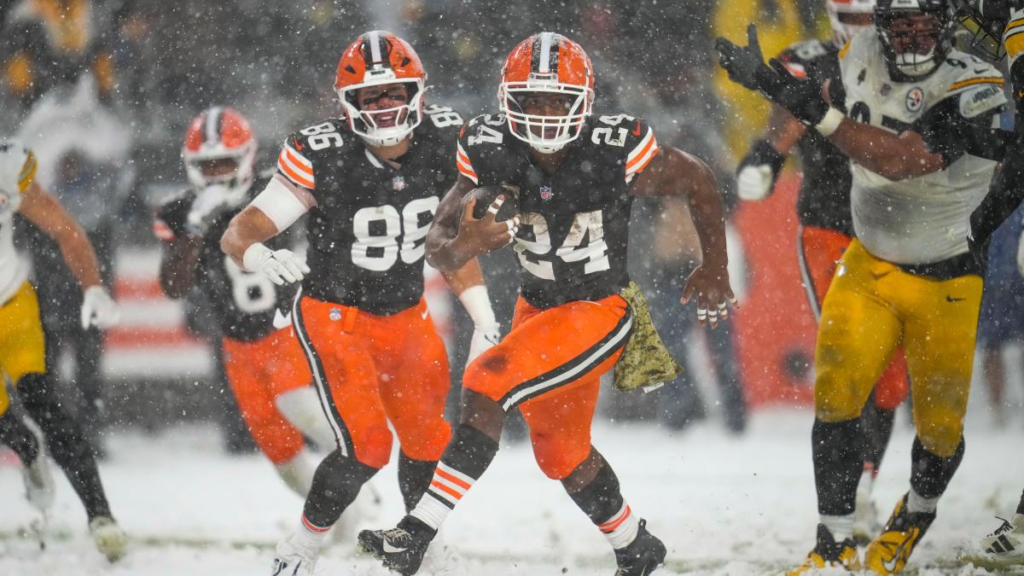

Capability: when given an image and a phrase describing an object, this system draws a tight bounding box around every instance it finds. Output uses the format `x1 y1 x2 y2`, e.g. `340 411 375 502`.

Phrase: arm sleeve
250 174 313 232
276 136 316 190
623 119 659 183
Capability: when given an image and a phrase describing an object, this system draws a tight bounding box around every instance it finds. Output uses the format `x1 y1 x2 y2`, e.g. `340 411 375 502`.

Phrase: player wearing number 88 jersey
220 31 502 575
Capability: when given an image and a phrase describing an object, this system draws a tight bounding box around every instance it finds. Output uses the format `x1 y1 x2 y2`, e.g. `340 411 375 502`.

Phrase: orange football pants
465 293 632 480
222 327 312 464
798 225 909 409
292 295 451 469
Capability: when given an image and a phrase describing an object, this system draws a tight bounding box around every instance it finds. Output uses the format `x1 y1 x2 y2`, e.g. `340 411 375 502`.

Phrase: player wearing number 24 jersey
220 31 500 576
359 32 735 576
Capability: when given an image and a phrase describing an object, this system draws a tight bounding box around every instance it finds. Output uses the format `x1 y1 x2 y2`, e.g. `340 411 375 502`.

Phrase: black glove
717 25 831 127
715 24 780 93
763 59 831 127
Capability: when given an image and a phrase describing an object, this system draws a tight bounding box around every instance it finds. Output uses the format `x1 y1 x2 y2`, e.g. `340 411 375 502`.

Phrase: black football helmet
876 0 957 77
950 0 1023 61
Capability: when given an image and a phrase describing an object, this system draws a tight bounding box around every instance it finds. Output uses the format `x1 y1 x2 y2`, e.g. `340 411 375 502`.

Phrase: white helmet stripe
538 32 554 74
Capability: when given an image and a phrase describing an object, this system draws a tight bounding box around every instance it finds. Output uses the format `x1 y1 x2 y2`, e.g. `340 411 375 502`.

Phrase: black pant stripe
498 307 633 411
291 288 355 457
427 489 456 509
796 224 823 322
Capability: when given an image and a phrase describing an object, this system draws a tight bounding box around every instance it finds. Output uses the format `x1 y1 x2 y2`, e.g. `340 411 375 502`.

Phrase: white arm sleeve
251 177 310 232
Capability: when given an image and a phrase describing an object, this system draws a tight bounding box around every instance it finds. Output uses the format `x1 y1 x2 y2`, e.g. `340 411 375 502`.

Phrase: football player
219 31 500 575
930 0 1024 568
155 106 340 498
735 0 906 542
718 0 1005 573
0 140 126 561
358 32 734 576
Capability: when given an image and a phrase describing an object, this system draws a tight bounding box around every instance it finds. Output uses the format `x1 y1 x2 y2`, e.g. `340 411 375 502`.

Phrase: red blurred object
733 174 817 407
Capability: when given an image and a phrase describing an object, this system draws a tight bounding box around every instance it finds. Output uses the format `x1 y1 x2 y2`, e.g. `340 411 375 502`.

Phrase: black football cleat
614 520 667 576
358 517 435 576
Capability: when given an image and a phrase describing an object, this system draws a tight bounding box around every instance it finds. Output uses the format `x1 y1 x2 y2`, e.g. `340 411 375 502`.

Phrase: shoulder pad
588 114 659 182
460 114 509 150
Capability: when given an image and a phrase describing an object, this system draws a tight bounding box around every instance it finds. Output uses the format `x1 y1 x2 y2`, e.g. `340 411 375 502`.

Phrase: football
459 184 520 222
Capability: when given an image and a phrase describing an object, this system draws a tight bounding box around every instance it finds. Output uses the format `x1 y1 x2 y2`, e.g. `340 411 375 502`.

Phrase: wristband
815 107 845 137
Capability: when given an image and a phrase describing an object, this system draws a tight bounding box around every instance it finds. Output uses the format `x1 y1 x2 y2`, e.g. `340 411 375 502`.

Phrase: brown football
459 184 520 222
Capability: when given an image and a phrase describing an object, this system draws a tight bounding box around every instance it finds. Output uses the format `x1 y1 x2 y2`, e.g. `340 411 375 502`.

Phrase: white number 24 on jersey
516 210 610 280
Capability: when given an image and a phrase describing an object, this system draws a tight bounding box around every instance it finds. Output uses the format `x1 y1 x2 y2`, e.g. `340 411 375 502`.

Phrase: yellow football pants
0 281 48 416
815 240 982 457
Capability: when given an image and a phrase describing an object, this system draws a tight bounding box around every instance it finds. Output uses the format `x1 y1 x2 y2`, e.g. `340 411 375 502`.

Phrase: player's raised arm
629 146 735 326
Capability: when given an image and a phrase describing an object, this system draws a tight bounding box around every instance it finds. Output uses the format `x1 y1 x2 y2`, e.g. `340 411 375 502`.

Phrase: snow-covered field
2 407 1022 576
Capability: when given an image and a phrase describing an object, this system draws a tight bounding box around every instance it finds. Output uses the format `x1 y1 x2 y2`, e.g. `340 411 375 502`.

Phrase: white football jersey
0 141 35 304
840 29 1006 265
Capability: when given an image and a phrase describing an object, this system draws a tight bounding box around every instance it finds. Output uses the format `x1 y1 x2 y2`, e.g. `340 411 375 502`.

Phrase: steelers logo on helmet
875 0 956 78
335 31 427 147
182 106 258 208
499 32 595 154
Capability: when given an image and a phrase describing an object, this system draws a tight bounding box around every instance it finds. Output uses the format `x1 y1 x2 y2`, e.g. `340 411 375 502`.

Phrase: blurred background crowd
0 0 1021 456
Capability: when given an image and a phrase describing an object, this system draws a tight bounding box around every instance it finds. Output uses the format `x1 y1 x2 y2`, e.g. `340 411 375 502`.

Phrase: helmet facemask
338 77 425 148
499 79 592 154
877 10 953 77
183 142 256 208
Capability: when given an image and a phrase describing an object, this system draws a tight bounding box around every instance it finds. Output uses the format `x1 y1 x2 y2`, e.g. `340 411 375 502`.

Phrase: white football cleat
271 534 318 575
21 420 54 513
962 514 1024 569
89 516 128 562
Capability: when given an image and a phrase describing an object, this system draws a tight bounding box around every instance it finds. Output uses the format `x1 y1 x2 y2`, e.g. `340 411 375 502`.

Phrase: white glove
242 242 310 286
1017 232 1024 276
187 184 234 235
736 164 775 201
468 323 501 364
81 286 120 330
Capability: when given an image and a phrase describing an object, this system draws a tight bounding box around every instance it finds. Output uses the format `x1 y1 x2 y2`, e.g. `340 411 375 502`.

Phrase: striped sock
599 501 641 550
293 514 330 553
409 424 498 531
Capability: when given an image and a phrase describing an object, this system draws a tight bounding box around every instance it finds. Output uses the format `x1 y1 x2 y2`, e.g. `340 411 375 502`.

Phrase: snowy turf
1 407 1022 575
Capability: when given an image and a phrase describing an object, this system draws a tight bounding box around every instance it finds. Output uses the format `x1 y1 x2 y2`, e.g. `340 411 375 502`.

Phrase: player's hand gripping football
455 196 521 258
681 261 737 329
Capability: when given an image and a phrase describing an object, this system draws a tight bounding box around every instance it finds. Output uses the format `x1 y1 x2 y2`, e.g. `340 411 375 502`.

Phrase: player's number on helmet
223 256 277 314
300 122 345 151
351 197 439 271
424 105 463 129
516 210 610 281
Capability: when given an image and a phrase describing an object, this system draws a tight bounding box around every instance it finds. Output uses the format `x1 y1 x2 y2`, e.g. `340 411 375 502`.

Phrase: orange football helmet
182 106 257 204
335 30 427 146
499 32 595 153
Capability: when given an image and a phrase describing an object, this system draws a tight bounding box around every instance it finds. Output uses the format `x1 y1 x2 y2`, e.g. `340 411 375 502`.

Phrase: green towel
613 281 684 392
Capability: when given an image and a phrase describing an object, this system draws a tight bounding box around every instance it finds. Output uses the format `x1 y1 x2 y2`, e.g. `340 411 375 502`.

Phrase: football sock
568 459 639 549
910 435 964 501
410 424 498 531
820 514 855 542
398 452 437 513
860 395 895 473
19 373 111 520
302 448 378 528
0 411 39 465
813 418 863 517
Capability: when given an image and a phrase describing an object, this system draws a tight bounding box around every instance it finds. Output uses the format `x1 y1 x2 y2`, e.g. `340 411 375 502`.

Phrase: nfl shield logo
393 176 407 191
330 308 342 321
540 185 554 201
